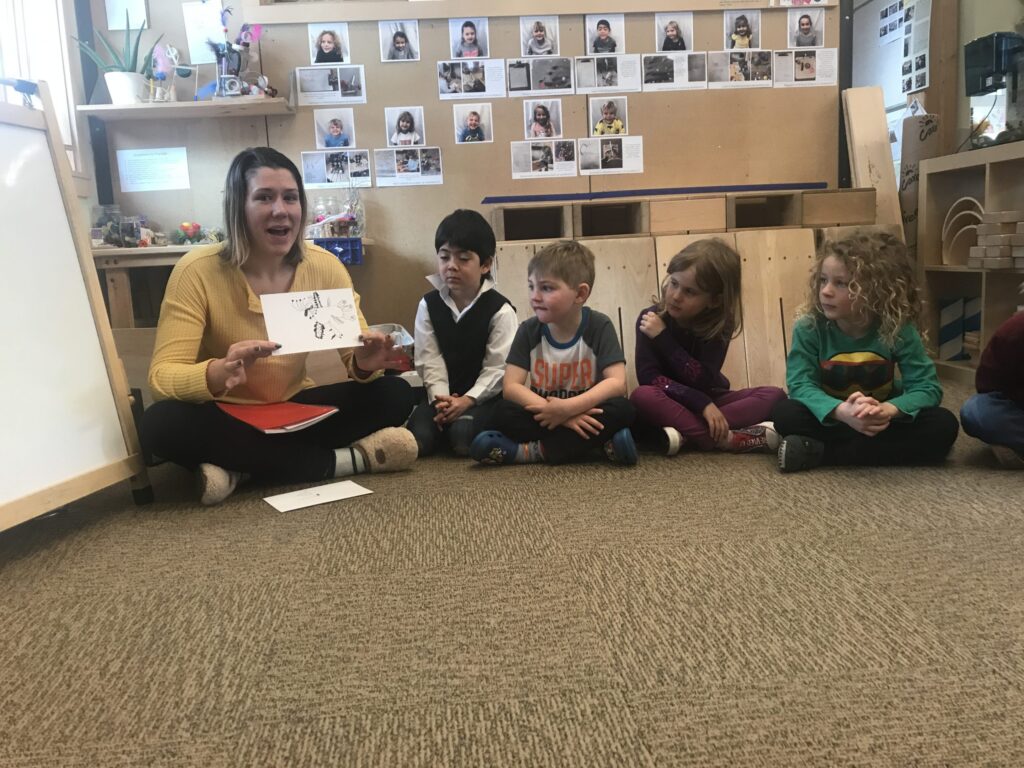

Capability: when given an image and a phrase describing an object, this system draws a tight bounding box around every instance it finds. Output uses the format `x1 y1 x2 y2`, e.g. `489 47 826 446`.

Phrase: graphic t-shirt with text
506 307 625 398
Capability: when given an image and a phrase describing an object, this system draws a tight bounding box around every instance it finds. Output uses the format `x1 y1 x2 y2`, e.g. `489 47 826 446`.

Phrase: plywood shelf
77 97 293 121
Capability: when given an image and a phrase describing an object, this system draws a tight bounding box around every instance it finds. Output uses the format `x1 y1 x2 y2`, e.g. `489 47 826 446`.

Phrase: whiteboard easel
0 79 150 533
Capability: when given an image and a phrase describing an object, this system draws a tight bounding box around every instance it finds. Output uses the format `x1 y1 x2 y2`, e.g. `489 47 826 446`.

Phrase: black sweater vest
424 287 511 396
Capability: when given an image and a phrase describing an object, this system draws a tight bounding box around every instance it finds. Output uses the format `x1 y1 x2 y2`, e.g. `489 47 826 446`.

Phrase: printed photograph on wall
313 108 356 149
575 54 642 93
585 14 625 54
384 106 426 147
296 66 366 105
453 103 493 144
523 99 562 139
300 150 371 189
437 59 508 99
308 23 351 65
379 20 420 62
723 10 761 50
788 8 824 48
520 16 559 57
589 96 628 136
449 17 490 59
578 136 644 175
654 13 693 53
506 57 574 97
642 52 707 91
375 147 444 187
510 139 577 180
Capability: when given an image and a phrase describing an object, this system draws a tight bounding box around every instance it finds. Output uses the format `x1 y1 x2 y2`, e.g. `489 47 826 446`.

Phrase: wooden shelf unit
917 141 1024 383
77 97 294 121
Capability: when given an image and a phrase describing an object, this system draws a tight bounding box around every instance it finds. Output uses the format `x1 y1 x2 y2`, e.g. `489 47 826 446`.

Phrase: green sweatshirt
786 315 943 424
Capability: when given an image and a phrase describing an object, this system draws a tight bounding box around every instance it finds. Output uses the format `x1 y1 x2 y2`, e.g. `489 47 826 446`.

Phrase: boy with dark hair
408 209 518 456
470 240 637 465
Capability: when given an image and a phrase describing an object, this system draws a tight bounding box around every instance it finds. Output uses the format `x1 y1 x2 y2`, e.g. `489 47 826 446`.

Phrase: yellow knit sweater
148 243 373 404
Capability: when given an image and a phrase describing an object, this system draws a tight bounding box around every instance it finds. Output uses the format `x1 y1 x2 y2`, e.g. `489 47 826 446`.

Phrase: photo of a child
385 106 425 147
724 11 760 50
590 97 627 136
655 13 693 52
521 16 558 57
314 108 356 149
308 23 350 65
454 103 492 143
379 20 420 62
586 14 624 54
450 18 489 58
790 9 823 47
524 100 562 139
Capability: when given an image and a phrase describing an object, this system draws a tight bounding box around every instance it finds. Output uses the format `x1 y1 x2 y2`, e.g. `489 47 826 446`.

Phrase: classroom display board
0 84 148 532
99 3 841 332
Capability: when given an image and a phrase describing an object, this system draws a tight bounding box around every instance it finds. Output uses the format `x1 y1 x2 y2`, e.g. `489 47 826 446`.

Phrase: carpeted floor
2 381 1023 766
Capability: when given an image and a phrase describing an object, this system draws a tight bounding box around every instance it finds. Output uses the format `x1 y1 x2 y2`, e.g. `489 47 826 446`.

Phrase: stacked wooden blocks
968 211 1024 269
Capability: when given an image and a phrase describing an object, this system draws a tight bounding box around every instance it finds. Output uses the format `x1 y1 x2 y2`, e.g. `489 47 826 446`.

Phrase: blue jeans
960 392 1024 453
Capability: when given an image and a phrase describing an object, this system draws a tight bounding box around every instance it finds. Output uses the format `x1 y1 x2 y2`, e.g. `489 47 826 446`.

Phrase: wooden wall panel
734 229 816 389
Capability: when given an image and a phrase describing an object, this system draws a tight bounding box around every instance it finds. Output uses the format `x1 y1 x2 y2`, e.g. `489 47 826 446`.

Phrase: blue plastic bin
313 237 363 265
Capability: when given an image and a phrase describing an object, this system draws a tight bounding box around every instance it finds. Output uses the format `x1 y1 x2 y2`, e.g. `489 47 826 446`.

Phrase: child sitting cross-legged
408 210 518 456
470 240 638 465
771 230 959 472
631 238 786 455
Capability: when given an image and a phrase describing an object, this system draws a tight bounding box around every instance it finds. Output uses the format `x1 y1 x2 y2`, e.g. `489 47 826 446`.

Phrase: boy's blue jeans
960 391 1024 453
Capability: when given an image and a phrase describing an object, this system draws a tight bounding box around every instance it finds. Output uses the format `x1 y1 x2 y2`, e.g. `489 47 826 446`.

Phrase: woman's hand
702 401 730 445
639 311 667 339
206 339 279 396
353 330 396 374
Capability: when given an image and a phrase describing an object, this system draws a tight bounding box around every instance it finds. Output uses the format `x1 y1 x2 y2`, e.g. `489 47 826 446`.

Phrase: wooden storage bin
727 192 802 230
492 204 572 242
573 201 649 237
801 189 876 227
649 196 727 234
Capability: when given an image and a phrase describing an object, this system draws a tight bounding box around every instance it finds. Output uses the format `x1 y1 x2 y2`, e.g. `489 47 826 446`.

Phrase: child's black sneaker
777 435 825 473
604 428 638 465
991 444 1024 470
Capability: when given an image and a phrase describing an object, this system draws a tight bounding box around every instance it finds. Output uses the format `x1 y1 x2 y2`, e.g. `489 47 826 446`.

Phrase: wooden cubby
726 191 802 230
492 204 573 242
573 201 649 238
917 141 1024 384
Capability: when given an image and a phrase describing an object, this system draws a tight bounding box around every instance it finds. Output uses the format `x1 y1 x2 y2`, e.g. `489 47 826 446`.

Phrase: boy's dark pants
771 398 959 466
408 395 502 456
493 396 635 464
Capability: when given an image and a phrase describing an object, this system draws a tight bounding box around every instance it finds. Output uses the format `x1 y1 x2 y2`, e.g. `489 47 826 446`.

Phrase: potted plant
74 12 162 105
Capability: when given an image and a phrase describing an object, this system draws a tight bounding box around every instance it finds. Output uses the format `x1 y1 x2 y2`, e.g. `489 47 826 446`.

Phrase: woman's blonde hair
221 147 307 268
657 238 742 340
800 229 921 346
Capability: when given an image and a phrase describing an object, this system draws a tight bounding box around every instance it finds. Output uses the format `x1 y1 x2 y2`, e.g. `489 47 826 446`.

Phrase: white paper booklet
264 480 373 512
262 288 362 354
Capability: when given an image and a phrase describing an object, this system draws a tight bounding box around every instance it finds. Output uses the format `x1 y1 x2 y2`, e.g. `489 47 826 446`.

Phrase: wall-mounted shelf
77 97 293 122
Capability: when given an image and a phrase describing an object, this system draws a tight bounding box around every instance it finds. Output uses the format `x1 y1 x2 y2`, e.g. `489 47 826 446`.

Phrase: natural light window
0 0 83 172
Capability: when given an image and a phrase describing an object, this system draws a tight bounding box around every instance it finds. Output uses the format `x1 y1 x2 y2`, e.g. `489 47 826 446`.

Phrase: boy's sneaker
777 435 825 473
604 428 639 466
661 426 683 456
470 431 520 465
990 444 1024 470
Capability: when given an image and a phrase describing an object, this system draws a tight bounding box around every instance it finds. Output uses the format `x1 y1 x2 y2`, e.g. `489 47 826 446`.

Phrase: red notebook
216 402 338 434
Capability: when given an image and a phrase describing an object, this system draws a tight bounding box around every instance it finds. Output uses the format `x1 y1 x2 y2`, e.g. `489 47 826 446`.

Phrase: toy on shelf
169 221 224 246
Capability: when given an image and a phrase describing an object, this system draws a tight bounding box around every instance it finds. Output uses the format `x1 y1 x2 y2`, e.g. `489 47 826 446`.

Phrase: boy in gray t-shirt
470 240 637 465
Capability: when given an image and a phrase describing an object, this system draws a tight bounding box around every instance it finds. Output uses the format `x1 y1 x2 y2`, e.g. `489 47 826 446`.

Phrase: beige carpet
2 381 1023 766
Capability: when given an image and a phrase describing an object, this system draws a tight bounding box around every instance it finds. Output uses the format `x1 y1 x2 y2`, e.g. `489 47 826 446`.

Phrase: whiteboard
0 119 130 507
852 0 905 111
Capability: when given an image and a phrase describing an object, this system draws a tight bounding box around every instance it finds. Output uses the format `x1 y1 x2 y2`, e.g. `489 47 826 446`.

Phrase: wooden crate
573 200 650 238
649 196 728 234
726 191 802 230
492 204 572 242
801 188 876 227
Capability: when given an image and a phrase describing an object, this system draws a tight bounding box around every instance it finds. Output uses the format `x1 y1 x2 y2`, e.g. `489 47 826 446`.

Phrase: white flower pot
104 71 147 105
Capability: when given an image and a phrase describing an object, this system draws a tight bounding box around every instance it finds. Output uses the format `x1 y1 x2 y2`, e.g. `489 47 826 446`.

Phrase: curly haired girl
771 230 958 472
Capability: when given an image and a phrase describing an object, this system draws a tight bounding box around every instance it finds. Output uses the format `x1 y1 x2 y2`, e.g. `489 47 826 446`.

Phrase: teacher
143 147 417 505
